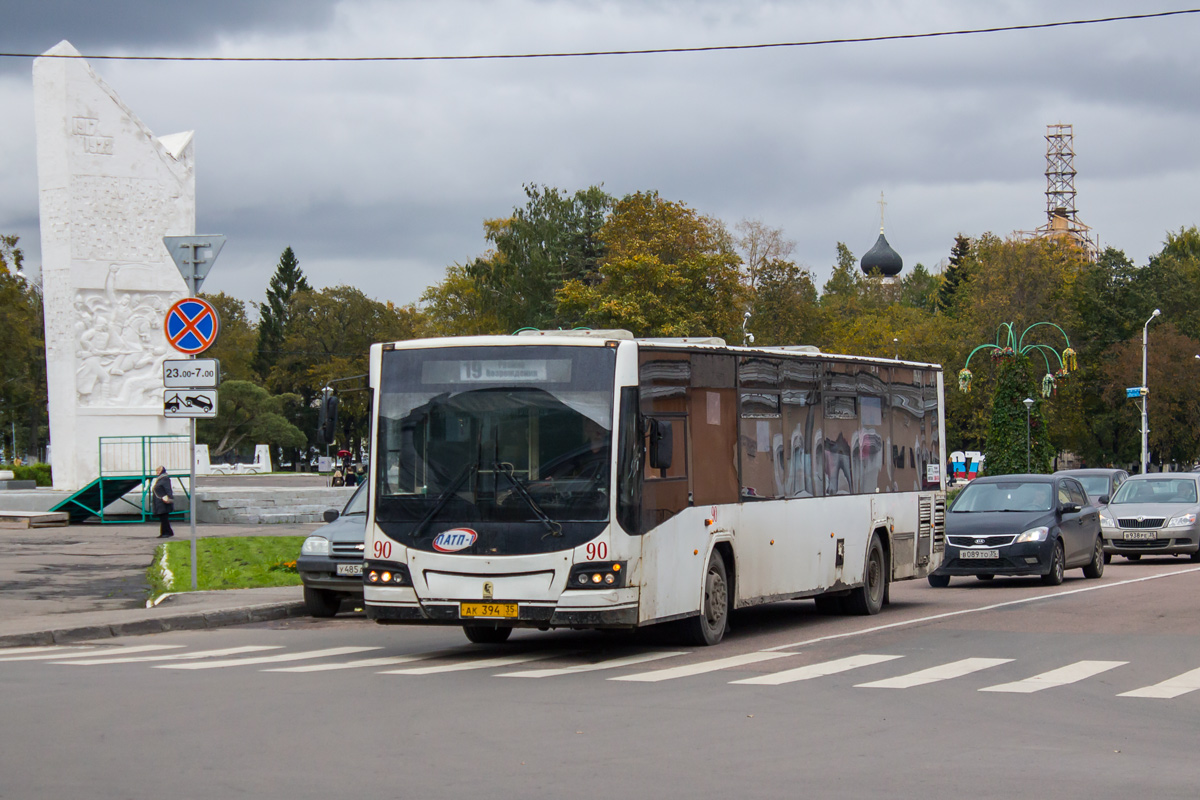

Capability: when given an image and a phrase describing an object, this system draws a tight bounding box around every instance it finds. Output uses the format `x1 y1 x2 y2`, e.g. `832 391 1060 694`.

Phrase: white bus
364 330 946 645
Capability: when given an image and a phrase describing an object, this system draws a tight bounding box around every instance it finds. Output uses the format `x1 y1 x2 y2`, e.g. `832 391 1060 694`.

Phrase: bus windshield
375 345 617 529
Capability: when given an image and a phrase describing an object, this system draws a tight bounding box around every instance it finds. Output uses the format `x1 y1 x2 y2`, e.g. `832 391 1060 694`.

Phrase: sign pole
162 235 225 593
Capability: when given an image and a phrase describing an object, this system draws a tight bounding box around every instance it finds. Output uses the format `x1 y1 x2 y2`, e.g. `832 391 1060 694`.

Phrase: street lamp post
892 337 899 360
1023 398 1035 472
1142 309 1162 474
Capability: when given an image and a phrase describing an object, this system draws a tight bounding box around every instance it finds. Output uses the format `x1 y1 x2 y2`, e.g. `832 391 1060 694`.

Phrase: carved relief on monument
74 265 178 408
70 177 182 263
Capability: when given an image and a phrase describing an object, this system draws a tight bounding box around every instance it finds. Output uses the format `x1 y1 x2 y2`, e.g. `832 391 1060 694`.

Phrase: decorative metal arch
957 322 1077 397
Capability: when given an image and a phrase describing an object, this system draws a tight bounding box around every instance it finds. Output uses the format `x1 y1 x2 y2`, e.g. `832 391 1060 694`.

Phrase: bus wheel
845 534 886 615
683 553 729 646
463 625 513 644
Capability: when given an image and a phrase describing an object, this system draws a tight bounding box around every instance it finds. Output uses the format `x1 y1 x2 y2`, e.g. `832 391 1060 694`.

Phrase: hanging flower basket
1041 373 1055 397
958 368 973 393
1061 346 1077 372
990 347 1015 360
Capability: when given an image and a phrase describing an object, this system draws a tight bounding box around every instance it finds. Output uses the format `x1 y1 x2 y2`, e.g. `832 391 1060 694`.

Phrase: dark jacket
151 473 173 515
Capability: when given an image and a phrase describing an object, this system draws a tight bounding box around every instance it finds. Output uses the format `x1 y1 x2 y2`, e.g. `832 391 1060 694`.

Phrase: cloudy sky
2 1 1198 315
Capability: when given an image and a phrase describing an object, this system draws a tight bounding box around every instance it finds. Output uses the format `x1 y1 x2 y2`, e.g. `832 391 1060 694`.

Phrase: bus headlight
366 563 410 585
301 536 331 556
568 562 626 589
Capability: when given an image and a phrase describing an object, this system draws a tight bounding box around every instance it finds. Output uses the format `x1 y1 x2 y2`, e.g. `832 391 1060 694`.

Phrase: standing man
152 466 174 538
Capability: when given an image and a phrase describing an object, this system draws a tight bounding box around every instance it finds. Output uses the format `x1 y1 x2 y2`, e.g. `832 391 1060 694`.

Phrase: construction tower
1021 124 1098 260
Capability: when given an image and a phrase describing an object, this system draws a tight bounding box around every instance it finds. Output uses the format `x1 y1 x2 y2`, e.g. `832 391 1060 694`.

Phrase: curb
0 601 307 648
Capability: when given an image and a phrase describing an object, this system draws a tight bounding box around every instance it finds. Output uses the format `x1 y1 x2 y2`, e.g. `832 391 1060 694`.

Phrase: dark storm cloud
0 0 338 74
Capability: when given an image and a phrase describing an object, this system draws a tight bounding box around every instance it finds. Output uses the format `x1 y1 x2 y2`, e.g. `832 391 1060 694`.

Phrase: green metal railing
97 435 191 523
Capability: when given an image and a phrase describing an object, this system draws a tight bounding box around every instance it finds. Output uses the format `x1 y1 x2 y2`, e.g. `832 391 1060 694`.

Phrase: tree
197 380 306 459
748 258 822 347
270 285 424 458
983 354 1054 475
255 247 310 380
421 263 502 336
554 191 746 340
467 184 612 332
821 242 861 306
0 235 47 463
736 219 796 291
199 292 257 382
937 234 974 313
898 262 941 313
1100 323 1200 468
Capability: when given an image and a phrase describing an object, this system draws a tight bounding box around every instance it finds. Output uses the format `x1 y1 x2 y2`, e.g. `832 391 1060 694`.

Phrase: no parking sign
163 297 220 355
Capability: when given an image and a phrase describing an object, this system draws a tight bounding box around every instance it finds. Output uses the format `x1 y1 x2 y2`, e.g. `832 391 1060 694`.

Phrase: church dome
861 232 903 277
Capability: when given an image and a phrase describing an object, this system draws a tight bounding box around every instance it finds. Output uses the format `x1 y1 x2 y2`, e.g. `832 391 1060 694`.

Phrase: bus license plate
336 563 363 576
960 549 999 559
1123 531 1157 540
461 602 518 618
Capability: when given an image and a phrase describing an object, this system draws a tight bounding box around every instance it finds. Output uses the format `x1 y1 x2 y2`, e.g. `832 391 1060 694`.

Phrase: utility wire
2 9 1196 63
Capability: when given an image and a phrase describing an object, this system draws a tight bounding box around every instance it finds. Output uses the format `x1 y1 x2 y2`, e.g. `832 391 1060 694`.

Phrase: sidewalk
0 520 323 647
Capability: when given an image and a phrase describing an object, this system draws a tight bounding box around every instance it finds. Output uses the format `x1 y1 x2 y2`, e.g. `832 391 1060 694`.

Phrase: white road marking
731 653 904 686
856 657 1012 689
157 646 379 670
0 645 183 662
609 651 795 683
0 646 90 656
379 651 564 675
764 566 1200 653
980 660 1128 693
1119 667 1200 699
499 651 686 678
264 650 468 673
55 646 282 665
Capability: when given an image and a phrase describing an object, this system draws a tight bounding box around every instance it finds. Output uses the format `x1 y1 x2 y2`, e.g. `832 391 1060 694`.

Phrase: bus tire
303 586 341 618
846 534 887 615
463 625 513 644
682 552 729 646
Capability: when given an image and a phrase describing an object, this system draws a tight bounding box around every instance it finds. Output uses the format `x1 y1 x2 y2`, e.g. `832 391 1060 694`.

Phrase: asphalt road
3 557 1200 800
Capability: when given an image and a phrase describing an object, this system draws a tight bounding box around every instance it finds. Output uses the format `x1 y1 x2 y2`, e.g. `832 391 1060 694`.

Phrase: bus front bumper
365 585 639 628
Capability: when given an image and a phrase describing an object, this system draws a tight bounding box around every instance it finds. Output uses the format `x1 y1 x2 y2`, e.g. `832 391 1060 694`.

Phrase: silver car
1099 473 1200 563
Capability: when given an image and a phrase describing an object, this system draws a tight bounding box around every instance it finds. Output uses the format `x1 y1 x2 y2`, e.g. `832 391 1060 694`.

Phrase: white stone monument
34 41 192 491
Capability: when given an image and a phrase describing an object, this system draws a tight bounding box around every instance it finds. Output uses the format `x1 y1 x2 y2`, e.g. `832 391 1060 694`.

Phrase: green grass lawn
148 536 305 594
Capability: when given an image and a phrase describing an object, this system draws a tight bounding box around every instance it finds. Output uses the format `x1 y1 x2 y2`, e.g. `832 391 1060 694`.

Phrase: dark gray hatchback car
1054 468 1129 507
930 474 1104 587
297 482 368 616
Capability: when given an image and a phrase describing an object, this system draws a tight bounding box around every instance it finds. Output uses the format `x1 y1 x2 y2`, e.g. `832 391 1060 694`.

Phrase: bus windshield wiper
494 461 562 538
412 463 477 537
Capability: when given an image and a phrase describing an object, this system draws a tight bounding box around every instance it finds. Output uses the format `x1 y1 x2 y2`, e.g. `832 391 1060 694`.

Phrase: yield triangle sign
163 235 225 293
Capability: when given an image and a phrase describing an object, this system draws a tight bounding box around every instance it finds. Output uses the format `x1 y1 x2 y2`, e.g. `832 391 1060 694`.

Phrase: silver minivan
1099 473 1200 563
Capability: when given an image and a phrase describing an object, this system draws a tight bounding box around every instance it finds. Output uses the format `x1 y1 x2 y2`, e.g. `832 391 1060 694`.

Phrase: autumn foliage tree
555 191 746 340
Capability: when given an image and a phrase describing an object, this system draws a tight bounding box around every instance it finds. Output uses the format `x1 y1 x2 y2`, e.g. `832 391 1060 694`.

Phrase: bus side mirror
648 418 673 470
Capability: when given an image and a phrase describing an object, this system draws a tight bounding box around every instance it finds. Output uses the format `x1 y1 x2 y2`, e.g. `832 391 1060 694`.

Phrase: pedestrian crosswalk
5 642 1200 700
